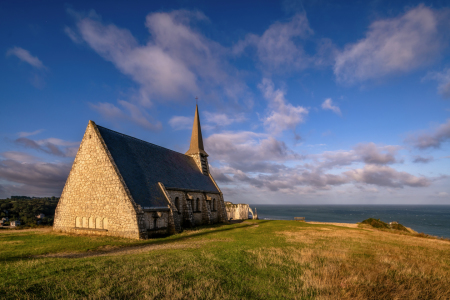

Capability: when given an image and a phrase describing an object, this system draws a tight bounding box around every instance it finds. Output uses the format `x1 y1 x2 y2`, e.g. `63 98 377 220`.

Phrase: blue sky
1 0 449 204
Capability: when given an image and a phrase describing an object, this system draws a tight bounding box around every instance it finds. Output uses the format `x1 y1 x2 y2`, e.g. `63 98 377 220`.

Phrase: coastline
306 221 419 235
255 205 450 238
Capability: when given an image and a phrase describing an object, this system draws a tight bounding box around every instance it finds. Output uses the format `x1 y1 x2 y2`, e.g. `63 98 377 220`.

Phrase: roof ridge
96 125 187 156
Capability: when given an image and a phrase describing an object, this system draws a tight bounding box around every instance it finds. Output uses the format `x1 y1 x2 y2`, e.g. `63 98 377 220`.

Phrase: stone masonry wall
166 190 194 228
187 153 209 175
53 122 141 239
166 190 223 227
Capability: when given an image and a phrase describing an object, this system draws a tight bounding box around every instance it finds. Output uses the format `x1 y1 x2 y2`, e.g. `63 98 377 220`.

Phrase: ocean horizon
251 205 450 239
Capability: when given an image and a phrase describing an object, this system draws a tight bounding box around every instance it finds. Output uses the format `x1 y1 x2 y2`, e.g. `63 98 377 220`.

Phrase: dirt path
36 243 196 259
35 238 231 259
306 221 358 228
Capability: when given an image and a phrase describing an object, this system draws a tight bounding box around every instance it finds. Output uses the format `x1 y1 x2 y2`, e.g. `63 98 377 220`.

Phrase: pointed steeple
186 104 208 156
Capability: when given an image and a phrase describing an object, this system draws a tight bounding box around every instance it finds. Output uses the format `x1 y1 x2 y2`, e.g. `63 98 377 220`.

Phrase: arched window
76 217 81 228
212 199 215 211
89 217 95 229
196 198 200 212
175 197 180 211
82 217 88 228
103 218 108 230
96 217 102 229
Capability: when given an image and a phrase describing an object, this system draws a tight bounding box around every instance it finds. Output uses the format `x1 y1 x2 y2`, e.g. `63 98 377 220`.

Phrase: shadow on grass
2 220 271 261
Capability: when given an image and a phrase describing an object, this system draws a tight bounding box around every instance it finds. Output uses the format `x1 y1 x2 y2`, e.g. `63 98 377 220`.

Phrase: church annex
54 105 227 239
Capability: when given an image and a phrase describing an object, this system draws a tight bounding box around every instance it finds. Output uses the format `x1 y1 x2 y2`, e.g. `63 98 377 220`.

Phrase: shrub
390 223 409 232
361 218 390 229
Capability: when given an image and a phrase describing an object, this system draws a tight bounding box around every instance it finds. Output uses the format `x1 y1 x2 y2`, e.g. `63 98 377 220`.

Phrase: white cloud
353 143 401 165
207 131 431 195
334 5 444 84
259 78 308 134
18 129 44 138
423 67 450 99
14 137 79 157
406 119 450 149
203 112 246 127
169 116 192 130
0 151 38 163
90 100 162 131
344 164 430 188
0 158 70 197
206 131 299 164
6 47 47 88
75 13 196 103
68 9 248 107
118 100 162 131
315 142 401 169
321 98 341 116
412 155 433 163
6 47 46 69
64 26 83 44
233 13 313 72
89 102 124 119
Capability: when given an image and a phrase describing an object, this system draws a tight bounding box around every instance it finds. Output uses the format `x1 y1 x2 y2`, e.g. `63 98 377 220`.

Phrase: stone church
54 105 227 239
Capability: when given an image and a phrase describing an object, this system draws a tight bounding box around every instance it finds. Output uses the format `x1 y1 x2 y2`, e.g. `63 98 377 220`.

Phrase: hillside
0 197 58 226
1 220 449 299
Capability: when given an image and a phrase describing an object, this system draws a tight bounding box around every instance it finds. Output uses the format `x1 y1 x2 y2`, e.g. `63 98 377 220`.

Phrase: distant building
36 213 45 219
1 217 8 222
10 220 21 227
54 105 227 239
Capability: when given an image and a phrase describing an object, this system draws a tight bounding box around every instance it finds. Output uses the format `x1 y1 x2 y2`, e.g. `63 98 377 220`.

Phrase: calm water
252 205 450 238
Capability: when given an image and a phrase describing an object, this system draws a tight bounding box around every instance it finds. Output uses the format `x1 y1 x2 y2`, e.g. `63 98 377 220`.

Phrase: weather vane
195 96 198 105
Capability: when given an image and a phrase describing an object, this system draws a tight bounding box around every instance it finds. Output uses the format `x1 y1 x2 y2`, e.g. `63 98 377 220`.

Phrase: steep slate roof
96 125 219 208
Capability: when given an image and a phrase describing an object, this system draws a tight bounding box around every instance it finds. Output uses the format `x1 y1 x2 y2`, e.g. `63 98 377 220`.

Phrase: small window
175 197 180 211
212 199 215 210
196 198 200 212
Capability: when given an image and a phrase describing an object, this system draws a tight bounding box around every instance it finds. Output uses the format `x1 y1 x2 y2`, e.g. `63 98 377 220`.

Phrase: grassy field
1 220 449 299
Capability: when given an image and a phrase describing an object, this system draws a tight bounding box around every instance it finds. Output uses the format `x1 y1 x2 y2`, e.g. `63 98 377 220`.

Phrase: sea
252 205 450 239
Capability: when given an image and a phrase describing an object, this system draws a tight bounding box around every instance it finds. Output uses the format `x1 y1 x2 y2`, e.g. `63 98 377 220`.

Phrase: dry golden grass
263 226 450 299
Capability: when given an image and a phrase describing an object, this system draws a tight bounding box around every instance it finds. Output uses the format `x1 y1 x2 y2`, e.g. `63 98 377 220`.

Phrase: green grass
1 220 449 299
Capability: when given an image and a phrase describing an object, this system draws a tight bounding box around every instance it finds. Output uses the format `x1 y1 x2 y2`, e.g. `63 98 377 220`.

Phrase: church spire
186 104 208 156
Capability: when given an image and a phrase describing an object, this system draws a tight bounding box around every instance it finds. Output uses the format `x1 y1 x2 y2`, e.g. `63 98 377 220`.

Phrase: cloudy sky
1 0 449 204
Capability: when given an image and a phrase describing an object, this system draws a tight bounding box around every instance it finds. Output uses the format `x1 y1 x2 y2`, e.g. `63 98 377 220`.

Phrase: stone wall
187 153 209 175
53 121 142 239
166 189 225 226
